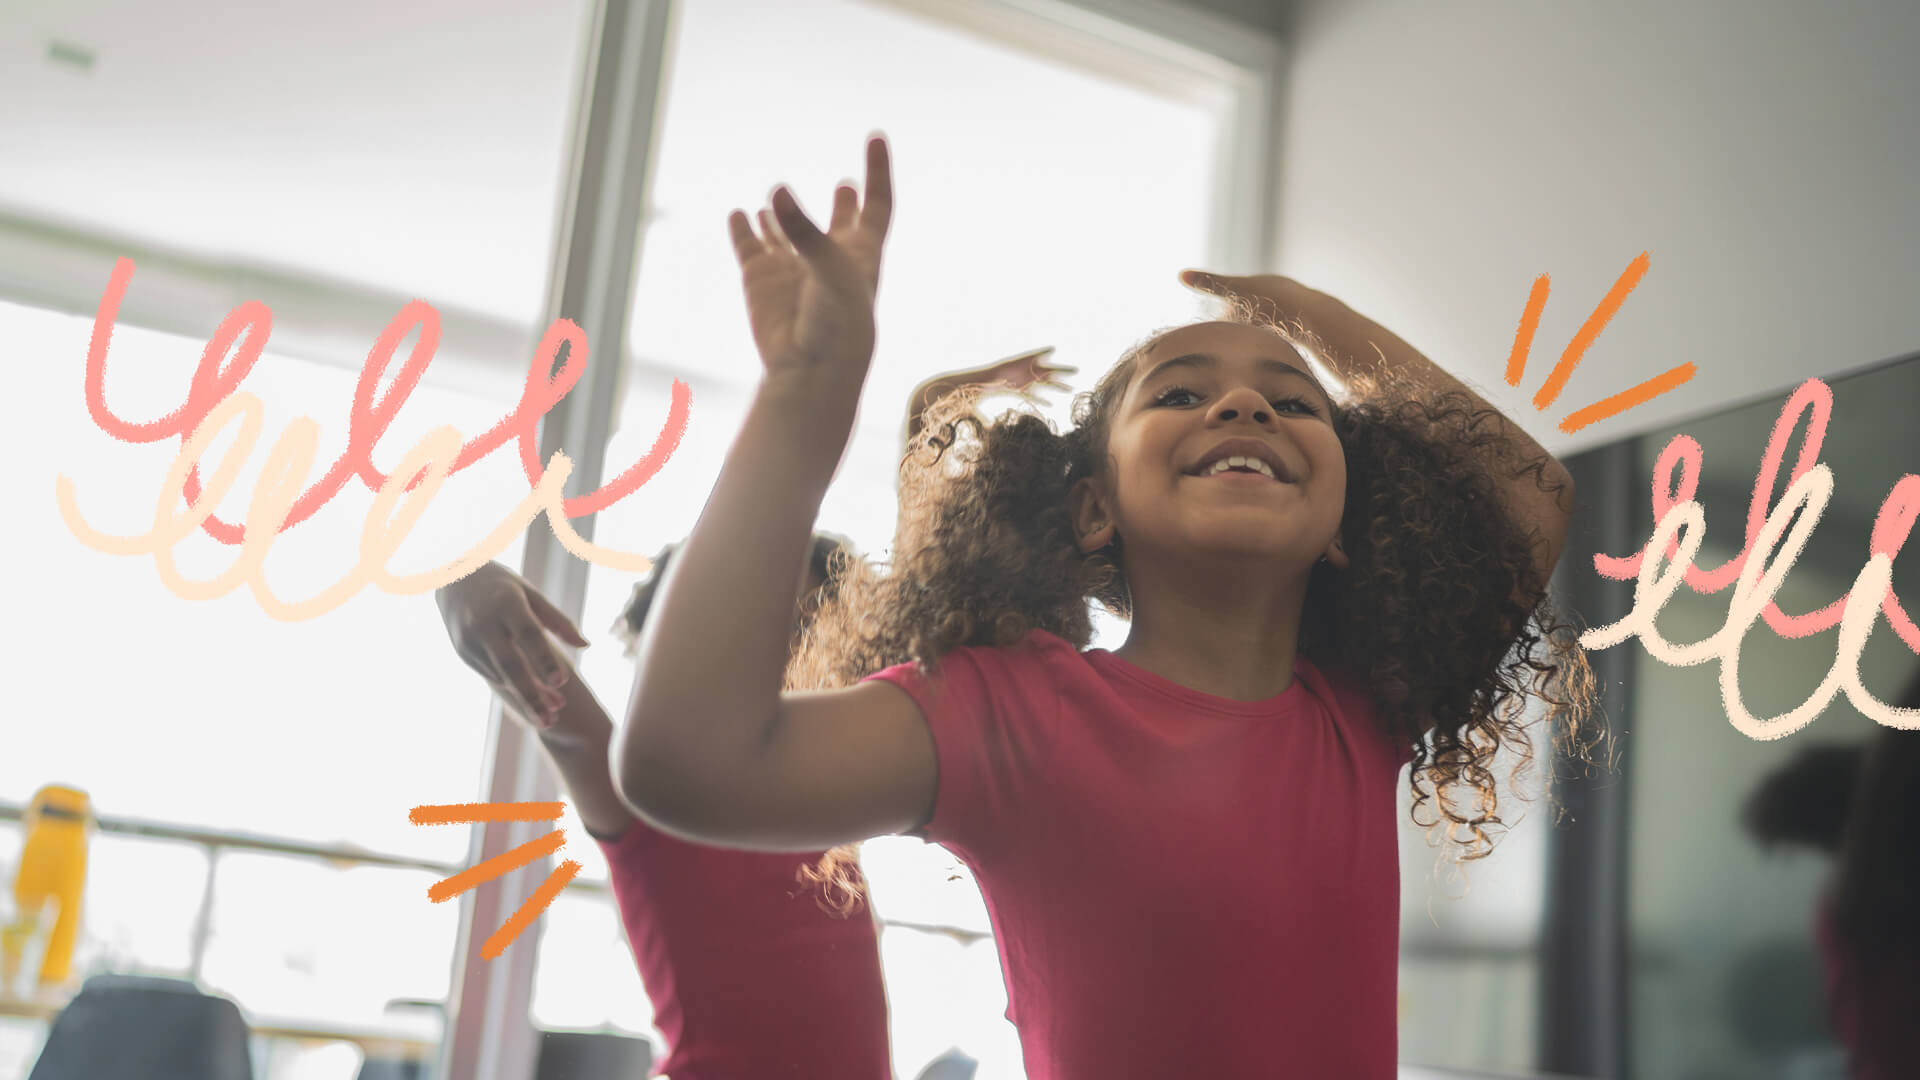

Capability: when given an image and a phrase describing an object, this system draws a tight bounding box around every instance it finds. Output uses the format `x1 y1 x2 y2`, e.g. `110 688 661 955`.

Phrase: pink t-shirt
868 629 1412 1080
595 824 891 1079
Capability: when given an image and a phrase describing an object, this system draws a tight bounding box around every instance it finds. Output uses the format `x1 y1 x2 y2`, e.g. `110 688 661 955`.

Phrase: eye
1271 396 1320 417
1152 385 1201 407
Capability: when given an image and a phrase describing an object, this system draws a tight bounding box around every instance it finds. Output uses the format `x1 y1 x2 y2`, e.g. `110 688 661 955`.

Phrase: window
4 0 593 1068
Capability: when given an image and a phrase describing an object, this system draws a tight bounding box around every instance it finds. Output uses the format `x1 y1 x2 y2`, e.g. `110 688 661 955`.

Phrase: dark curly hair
613 531 854 657
792 299 1599 910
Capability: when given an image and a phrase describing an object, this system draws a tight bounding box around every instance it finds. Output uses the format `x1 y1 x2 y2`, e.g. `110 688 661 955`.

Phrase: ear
1322 531 1350 570
1069 476 1118 554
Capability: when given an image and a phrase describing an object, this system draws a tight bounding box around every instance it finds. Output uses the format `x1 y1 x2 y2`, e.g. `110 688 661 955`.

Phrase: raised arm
435 562 635 837
1182 270 1576 586
613 136 938 852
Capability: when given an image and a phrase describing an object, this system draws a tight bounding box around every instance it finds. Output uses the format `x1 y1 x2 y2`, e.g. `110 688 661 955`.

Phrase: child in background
1745 671 1920 1080
433 348 1066 1080
616 135 1596 1079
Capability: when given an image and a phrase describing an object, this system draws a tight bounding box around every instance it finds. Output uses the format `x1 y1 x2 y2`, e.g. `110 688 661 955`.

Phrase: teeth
1202 456 1276 479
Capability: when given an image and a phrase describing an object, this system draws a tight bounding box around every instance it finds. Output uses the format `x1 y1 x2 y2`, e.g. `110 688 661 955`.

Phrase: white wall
1273 0 1920 455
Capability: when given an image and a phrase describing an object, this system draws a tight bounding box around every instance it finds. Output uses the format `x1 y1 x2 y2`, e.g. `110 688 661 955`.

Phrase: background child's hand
435 562 590 729
904 346 1075 441
957 346 1076 401
915 345 1074 406
730 135 894 386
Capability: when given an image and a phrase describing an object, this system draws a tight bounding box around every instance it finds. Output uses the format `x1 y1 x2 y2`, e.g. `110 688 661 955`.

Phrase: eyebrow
1139 352 1332 404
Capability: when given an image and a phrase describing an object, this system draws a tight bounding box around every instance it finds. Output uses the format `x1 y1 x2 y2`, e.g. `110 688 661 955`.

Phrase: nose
1207 385 1276 428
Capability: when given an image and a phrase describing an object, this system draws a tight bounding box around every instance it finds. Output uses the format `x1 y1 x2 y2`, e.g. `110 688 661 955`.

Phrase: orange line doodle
409 802 565 825
1557 362 1700 434
412 801 579 959
483 859 583 961
426 829 567 903
1504 252 1696 433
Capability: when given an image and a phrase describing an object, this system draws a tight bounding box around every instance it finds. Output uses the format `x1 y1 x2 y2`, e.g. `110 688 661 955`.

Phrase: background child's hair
613 531 855 658
1742 744 1863 854
791 297 1600 906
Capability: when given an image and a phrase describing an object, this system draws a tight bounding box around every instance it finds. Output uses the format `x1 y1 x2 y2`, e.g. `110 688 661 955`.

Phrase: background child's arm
1183 270 1575 584
614 137 940 852
436 563 636 837
902 346 1071 444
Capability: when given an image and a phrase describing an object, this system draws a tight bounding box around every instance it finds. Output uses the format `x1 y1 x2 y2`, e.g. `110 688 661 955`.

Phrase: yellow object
7 785 92 990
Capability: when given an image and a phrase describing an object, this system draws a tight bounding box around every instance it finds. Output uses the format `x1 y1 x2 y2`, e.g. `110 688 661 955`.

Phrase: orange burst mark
1502 253 1693 433
1558 362 1699 434
427 828 567 903
482 859 583 960
1525 252 1651 411
1504 274 1551 387
409 801 564 825
412 800 581 960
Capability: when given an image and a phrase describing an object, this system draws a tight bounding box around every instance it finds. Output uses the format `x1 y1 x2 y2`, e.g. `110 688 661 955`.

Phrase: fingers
769 186 830 257
829 182 859 233
757 208 795 256
512 616 569 690
728 210 764 265
1180 269 1234 293
495 631 565 725
861 133 893 237
526 588 590 648
481 639 552 727
737 134 890 256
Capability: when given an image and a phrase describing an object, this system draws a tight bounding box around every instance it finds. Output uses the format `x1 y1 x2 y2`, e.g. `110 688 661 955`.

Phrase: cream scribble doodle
1581 378 1920 737
57 259 684 621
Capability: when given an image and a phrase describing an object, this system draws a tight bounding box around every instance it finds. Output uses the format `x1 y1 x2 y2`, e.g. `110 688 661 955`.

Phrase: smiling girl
615 135 1596 1078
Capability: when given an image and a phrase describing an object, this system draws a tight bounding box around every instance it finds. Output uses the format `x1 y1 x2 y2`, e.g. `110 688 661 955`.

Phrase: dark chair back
534 1030 654 1080
28 974 253 1080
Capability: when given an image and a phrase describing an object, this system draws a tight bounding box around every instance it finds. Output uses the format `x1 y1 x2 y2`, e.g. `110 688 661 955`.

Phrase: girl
616 135 1594 1078
436 537 891 1080
433 350 1067 1079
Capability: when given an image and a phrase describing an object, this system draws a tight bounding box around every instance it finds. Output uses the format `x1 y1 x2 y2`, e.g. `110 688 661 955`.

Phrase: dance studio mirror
1611 351 1920 1080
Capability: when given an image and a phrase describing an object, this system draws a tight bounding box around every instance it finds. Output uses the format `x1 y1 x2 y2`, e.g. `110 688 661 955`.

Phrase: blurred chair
534 1030 654 1080
27 973 252 1080
916 1048 979 1080
356 1055 425 1080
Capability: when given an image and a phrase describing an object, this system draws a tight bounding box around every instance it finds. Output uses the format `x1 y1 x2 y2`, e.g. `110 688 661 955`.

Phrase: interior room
3 1 1916 1078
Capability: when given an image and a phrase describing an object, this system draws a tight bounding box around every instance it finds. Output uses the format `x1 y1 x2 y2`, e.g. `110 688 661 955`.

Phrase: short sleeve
863 637 1060 863
1302 656 1415 773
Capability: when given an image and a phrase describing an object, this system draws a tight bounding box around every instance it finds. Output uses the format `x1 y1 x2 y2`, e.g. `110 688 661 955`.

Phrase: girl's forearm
1307 293 1563 477
1304 292 1575 571
616 371 862 801
530 668 637 839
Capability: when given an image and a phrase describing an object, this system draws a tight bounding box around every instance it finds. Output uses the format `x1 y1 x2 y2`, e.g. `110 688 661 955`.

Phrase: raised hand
905 347 1075 441
436 562 590 729
968 346 1076 400
1179 270 1331 324
729 135 895 385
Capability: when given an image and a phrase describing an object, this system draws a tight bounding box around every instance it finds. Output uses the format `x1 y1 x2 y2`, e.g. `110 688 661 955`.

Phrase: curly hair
792 299 1599 911
612 531 854 658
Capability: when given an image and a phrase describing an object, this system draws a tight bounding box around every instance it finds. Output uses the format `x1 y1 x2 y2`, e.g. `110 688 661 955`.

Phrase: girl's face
1088 321 1348 570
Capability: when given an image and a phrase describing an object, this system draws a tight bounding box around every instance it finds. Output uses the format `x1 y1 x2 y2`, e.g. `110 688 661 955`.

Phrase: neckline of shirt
1080 646 1317 719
